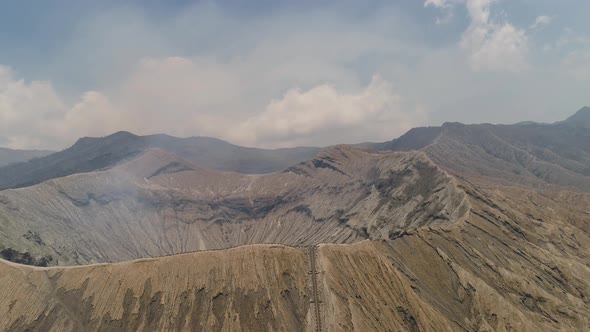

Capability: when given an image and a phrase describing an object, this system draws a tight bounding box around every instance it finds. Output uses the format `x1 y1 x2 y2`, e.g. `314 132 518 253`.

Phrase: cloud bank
0 60 418 149
427 0 529 72
0 1 588 150
234 75 419 147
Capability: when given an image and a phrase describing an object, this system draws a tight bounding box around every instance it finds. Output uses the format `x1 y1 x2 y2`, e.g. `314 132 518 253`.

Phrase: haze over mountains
0 108 589 331
368 106 590 191
0 147 53 167
0 132 320 190
1 107 588 192
0 146 468 265
559 106 590 128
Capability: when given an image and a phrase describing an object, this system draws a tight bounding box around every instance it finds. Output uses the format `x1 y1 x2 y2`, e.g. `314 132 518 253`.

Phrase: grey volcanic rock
0 182 589 331
0 147 52 167
369 109 590 191
366 126 442 151
0 131 321 190
0 146 469 265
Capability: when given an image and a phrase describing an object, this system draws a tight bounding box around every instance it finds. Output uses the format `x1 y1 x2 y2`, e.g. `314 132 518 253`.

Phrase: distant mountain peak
570 106 590 116
562 106 590 127
441 121 465 127
108 130 139 138
0 131 322 190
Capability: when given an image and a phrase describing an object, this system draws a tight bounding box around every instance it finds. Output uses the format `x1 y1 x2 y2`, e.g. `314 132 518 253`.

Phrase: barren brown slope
379 186 590 331
315 179 590 331
0 245 310 331
2 180 590 332
0 145 589 331
0 146 468 265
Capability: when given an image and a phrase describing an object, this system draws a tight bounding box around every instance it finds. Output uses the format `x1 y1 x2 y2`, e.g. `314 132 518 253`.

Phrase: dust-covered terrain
0 146 468 265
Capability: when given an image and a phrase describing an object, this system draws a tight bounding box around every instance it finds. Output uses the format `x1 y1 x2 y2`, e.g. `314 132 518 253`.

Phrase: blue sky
0 0 588 149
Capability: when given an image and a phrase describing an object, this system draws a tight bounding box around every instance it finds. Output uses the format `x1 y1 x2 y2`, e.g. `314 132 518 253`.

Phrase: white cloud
2 1 587 151
231 75 420 147
0 66 66 149
0 57 246 149
425 0 529 72
424 0 457 24
0 66 128 149
424 0 451 7
462 0 529 72
0 60 424 150
58 91 123 138
461 20 528 72
0 3 431 151
530 15 552 30
115 56 244 137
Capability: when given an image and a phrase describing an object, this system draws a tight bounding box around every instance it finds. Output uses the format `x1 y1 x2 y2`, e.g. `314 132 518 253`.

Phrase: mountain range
0 107 589 331
0 132 321 190
367 106 590 191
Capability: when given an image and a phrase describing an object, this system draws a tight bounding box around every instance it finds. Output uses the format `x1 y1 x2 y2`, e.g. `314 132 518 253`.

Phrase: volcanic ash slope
0 146 468 265
0 145 589 330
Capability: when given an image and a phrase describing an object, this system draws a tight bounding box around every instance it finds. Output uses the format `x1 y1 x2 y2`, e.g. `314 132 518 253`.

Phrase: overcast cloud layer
0 1 588 149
